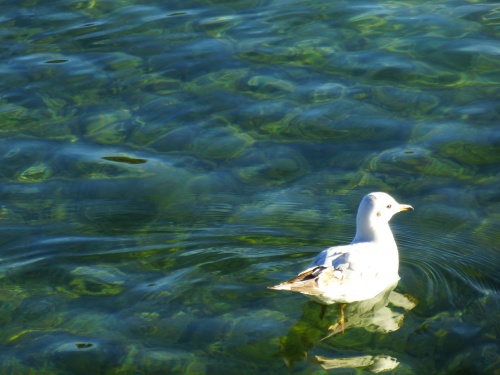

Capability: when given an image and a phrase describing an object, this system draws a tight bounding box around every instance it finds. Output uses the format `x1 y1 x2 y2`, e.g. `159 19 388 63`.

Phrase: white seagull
268 192 413 331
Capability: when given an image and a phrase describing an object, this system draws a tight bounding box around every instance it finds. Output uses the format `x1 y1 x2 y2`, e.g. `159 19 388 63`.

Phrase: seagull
268 192 413 332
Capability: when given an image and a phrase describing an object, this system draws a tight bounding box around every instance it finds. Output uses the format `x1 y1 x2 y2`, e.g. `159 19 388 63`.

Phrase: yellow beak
399 204 414 212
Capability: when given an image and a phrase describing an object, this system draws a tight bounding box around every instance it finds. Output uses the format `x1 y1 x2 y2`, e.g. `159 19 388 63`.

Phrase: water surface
0 0 499 374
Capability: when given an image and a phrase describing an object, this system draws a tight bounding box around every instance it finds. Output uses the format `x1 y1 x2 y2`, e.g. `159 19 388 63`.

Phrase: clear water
0 0 499 374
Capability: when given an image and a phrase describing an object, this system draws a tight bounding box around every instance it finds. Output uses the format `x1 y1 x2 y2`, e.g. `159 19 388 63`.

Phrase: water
0 0 499 373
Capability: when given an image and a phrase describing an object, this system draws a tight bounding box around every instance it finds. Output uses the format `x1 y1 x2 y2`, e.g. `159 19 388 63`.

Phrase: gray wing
310 244 352 267
310 243 377 277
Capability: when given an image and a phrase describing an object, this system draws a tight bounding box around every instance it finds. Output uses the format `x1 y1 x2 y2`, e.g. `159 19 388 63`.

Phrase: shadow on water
278 282 417 373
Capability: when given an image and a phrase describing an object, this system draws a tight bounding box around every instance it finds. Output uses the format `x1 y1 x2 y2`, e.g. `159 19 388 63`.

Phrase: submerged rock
137 348 206 375
48 336 123 375
231 145 309 186
192 126 254 160
18 162 53 182
68 265 126 296
439 343 499 375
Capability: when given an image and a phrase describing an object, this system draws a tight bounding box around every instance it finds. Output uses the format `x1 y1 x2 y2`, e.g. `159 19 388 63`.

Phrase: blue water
0 0 499 374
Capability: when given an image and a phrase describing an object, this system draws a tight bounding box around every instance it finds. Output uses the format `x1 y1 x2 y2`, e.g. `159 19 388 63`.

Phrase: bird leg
339 303 346 334
327 303 347 334
319 304 327 320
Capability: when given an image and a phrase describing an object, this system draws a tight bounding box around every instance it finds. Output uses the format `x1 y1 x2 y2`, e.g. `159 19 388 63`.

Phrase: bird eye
387 204 392 209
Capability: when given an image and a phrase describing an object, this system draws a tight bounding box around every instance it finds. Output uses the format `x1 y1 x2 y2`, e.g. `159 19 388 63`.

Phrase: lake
0 0 499 374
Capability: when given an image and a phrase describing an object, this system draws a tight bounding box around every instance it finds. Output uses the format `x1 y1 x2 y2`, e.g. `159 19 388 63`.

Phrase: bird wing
267 265 340 295
310 242 381 279
267 243 392 303
310 244 352 267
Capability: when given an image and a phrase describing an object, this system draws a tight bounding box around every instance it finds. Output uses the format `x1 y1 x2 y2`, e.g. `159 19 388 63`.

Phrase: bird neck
353 219 396 245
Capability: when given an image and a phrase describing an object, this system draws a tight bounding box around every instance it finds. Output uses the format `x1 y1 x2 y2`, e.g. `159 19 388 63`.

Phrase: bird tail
267 266 330 292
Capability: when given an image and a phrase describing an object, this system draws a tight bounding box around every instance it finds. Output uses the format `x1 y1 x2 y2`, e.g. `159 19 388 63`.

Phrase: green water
0 0 499 374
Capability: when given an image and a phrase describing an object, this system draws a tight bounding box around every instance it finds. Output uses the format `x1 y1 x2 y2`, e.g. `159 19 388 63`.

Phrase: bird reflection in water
278 282 417 373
